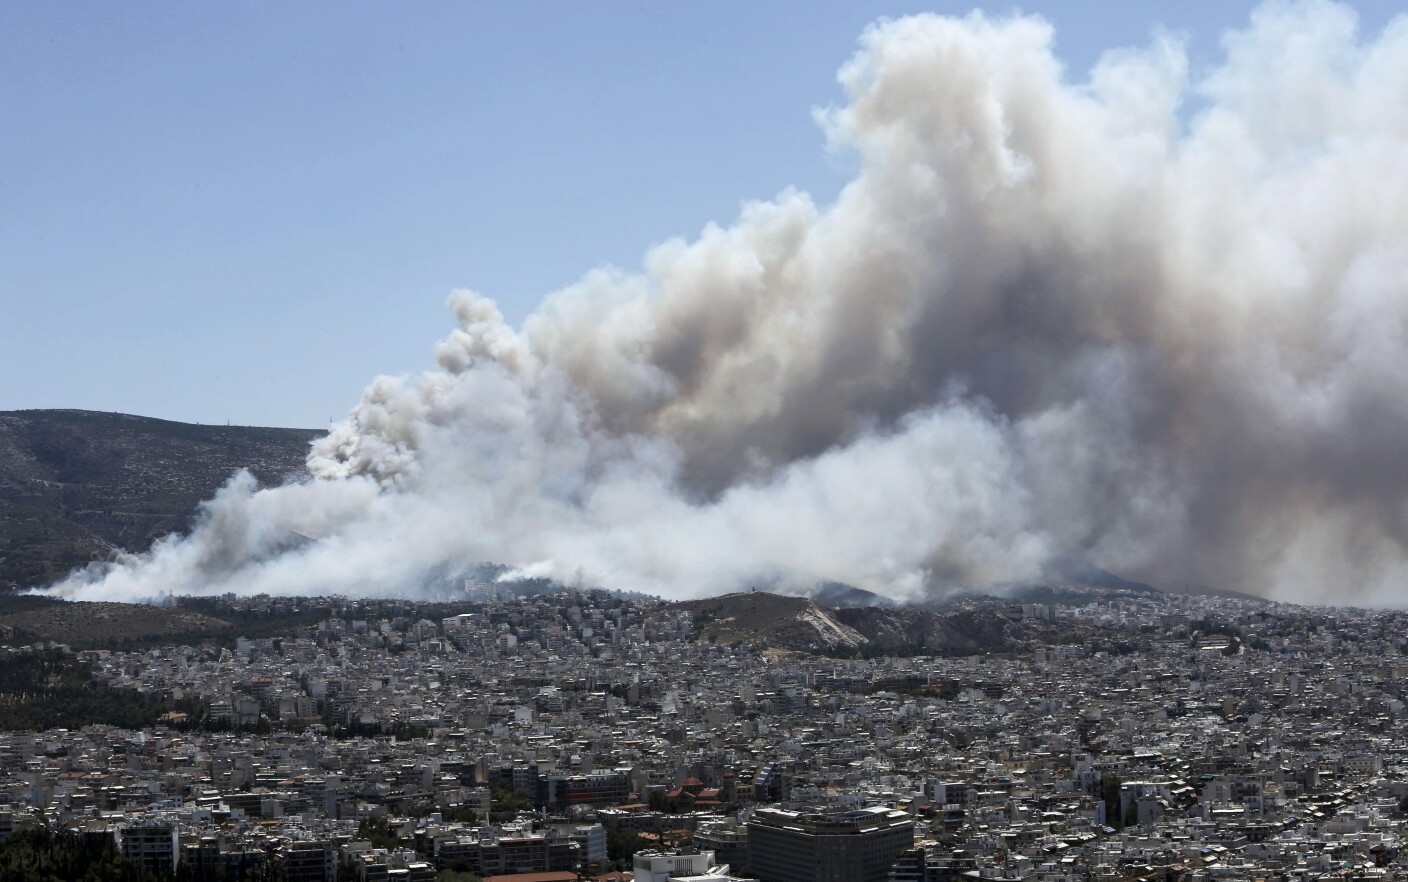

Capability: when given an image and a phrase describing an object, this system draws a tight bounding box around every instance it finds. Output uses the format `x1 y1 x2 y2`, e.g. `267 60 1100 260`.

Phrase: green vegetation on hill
173 597 330 642
0 409 319 591
0 595 337 652
672 590 1116 657
0 649 185 731
0 599 235 651
0 828 166 882
0 594 65 616
671 591 862 652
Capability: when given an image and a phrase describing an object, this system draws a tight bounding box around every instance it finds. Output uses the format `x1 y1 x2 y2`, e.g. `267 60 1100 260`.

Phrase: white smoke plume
49 1 1408 605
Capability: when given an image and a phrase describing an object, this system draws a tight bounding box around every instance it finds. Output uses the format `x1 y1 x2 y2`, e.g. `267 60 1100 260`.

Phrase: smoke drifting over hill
49 2 1408 605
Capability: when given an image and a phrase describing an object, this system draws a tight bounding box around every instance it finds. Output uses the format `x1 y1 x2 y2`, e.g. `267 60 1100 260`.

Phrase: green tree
647 790 679 814
1100 773 1123 830
488 783 533 822
607 829 644 869
0 828 165 882
354 818 401 850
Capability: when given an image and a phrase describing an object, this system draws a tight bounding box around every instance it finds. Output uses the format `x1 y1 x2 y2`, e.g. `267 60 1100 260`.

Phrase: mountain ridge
0 409 320 590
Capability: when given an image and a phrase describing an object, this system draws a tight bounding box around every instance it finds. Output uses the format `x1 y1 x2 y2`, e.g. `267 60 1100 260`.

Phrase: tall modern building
747 806 915 882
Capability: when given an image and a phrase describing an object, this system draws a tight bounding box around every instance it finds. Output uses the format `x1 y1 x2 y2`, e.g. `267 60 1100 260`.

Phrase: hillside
831 605 1014 655
671 592 869 653
0 595 233 648
0 409 320 590
672 590 1113 656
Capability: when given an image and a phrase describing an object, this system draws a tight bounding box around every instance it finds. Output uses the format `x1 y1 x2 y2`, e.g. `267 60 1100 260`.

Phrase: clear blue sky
3 1 1400 429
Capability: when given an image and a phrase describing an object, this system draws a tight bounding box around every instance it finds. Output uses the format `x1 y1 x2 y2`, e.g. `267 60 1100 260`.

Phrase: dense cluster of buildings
0 585 1407 882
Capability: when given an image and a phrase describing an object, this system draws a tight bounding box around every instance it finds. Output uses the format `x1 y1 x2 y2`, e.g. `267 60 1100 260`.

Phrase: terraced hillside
0 409 319 590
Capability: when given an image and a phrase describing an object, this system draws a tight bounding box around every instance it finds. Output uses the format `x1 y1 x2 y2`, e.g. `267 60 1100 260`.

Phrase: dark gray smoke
50 2 1408 605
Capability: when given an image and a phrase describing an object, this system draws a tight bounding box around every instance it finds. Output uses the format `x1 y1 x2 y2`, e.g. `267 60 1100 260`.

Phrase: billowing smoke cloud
49 1 1408 605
